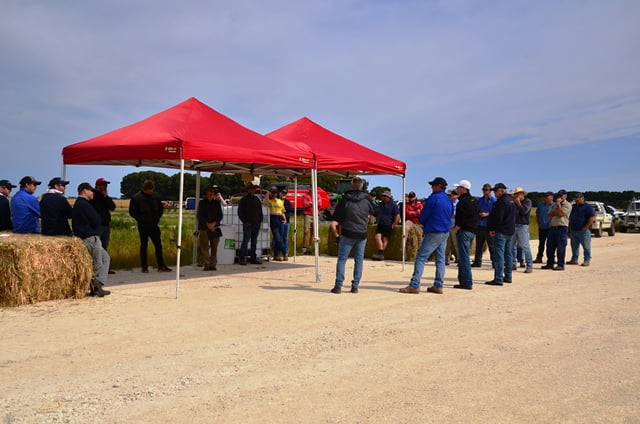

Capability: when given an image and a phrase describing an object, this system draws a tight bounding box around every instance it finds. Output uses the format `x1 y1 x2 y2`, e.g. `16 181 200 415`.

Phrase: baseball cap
245 182 257 189
381 191 392 198
482 183 492 190
95 178 110 186
0 179 17 189
407 191 416 198
269 186 278 193
545 191 554 196
77 182 93 194
557 189 567 195
492 182 507 191
454 179 472 190
428 177 448 187
574 192 584 199
48 177 70 188
19 176 41 187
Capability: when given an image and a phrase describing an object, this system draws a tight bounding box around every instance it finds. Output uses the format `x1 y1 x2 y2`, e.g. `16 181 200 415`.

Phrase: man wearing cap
40 177 73 236
404 191 423 225
445 188 459 265
451 179 479 290
238 182 264 265
485 183 516 286
510 187 534 274
399 177 453 294
72 182 111 297
197 186 224 271
534 192 554 263
90 178 116 257
264 186 287 261
372 190 400 261
472 183 496 268
542 190 571 271
568 193 595 267
11 176 42 234
129 180 172 273
0 179 17 231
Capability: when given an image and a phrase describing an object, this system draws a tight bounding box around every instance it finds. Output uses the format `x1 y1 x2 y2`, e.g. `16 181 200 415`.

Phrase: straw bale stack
0 234 93 307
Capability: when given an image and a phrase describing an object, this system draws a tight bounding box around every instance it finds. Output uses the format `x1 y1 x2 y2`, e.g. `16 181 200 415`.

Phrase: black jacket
129 191 164 228
72 197 101 239
40 192 73 236
488 194 516 236
0 194 11 231
238 194 263 225
455 192 479 232
90 190 116 226
197 197 223 231
333 190 376 240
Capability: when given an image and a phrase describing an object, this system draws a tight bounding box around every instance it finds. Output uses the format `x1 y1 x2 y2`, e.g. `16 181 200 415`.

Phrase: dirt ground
1 233 639 423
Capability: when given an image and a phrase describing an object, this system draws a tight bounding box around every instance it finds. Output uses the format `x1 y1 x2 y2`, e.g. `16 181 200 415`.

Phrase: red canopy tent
62 98 315 297
266 117 407 274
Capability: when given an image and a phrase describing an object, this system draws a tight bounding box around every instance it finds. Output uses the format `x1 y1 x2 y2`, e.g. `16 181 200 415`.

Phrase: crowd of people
1 174 598 299
329 177 596 294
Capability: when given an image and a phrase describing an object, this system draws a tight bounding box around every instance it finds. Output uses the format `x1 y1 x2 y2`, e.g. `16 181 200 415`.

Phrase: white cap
454 179 471 190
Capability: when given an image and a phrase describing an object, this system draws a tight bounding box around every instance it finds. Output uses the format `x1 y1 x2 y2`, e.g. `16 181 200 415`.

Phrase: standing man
445 188 459 265
510 187 534 274
197 186 224 271
372 191 400 261
330 177 376 294
485 183 516 286
568 193 595 267
451 180 479 290
399 177 453 294
90 178 116 253
473 183 496 268
534 191 554 263
11 176 42 234
128 180 172 273
404 191 423 225
40 177 73 236
280 190 293 261
72 182 111 297
237 182 263 265
542 189 571 271
0 179 17 231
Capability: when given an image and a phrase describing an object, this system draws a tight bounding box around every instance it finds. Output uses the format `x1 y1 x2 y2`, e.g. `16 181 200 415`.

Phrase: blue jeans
570 229 591 262
278 222 290 255
546 226 568 267
240 223 260 261
456 230 475 287
409 232 448 289
536 228 549 259
511 224 533 268
270 215 284 257
334 235 367 288
493 232 513 282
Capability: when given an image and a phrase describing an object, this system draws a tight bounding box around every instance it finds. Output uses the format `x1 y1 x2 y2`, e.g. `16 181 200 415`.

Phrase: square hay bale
0 234 93 307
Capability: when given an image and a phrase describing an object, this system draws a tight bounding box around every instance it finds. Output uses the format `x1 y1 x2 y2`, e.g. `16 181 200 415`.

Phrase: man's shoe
350 287 359 294
371 253 383 261
426 286 443 294
158 266 172 272
519 260 526 268
512 264 517 270
330 286 342 294
273 256 283 261
566 259 579 265
533 258 543 264
108 270 116 275
203 265 212 271
504 280 512 284
581 261 590 267
453 284 472 290
141 267 149 273
238 260 247 265
283 254 289 261
541 265 553 270
485 280 503 286
399 286 420 294
553 266 565 271
250 259 262 264
524 267 533 274
471 262 482 268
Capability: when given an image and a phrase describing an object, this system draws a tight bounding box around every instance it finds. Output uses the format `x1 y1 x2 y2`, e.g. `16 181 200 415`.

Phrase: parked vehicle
184 197 196 210
283 186 331 210
620 198 640 232
604 204 623 221
585 201 615 237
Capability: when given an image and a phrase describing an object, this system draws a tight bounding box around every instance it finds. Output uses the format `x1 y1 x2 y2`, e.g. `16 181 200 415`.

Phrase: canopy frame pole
311 166 320 282
175 157 185 299
401 176 406 271
292 176 298 263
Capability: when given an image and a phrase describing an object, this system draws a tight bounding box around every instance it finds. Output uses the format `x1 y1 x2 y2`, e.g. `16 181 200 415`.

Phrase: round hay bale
0 234 93 307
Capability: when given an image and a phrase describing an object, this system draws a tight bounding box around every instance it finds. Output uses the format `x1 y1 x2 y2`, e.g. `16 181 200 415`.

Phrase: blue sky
1 0 639 199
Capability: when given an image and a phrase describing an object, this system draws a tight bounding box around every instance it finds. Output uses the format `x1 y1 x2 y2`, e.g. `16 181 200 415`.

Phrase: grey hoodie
333 190 376 239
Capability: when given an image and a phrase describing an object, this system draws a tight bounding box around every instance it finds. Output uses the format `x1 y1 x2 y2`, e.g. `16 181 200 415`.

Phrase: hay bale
0 234 93 307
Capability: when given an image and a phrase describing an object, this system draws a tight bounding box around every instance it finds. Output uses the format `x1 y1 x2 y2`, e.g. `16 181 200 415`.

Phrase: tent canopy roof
62 97 314 177
266 117 406 177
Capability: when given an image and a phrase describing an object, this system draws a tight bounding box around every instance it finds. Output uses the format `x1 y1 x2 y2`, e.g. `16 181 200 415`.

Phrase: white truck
586 201 615 237
620 198 640 233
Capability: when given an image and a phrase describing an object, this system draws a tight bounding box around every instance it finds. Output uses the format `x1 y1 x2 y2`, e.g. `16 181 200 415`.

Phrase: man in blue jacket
399 177 454 294
11 176 42 233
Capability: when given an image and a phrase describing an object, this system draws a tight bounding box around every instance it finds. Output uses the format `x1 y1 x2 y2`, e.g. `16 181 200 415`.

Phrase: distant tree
208 173 244 197
369 185 391 197
120 171 171 199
